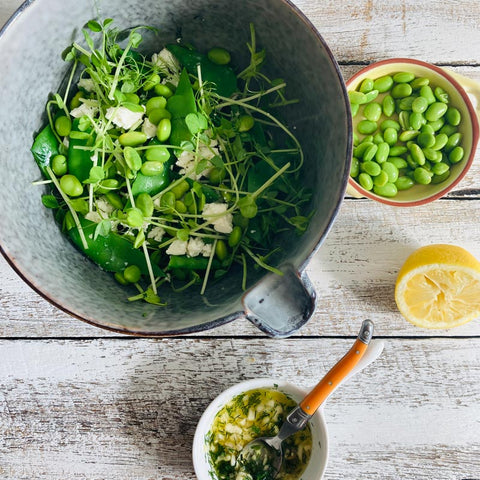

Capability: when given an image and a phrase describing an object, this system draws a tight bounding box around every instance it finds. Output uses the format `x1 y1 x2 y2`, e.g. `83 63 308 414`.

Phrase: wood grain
0 338 478 480
2 199 480 338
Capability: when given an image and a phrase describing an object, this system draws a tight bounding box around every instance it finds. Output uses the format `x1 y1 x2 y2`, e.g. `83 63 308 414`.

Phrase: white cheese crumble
96 197 114 217
175 140 220 180
70 103 97 119
105 106 145 130
77 78 95 92
85 211 102 223
148 226 165 242
166 239 187 256
151 48 180 86
202 203 233 234
142 117 158 139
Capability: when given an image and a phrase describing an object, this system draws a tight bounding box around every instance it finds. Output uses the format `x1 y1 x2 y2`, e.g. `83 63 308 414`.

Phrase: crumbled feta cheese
175 141 220 180
78 78 95 92
201 242 213 258
166 239 187 256
85 211 102 223
105 106 145 130
142 117 158 139
152 48 180 73
97 197 114 217
70 103 97 118
186 237 205 257
62 137 70 148
148 226 165 242
202 203 233 234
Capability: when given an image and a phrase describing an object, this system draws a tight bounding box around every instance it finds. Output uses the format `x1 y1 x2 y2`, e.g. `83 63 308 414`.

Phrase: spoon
238 319 375 479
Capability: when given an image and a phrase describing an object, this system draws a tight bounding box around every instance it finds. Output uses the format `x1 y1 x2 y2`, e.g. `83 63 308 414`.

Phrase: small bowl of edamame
346 58 480 206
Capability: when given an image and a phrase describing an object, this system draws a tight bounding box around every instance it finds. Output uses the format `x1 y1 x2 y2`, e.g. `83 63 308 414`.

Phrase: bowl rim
192 377 329 480
347 57 479 207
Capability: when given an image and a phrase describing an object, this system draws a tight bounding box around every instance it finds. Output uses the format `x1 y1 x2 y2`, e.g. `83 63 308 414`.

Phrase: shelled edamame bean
349 72 464 198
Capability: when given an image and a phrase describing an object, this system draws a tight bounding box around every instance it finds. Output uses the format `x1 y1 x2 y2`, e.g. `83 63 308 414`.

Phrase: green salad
31 19 311 305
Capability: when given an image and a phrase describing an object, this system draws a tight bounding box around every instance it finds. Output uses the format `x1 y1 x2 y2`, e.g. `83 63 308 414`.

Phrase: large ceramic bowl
0 0 352 336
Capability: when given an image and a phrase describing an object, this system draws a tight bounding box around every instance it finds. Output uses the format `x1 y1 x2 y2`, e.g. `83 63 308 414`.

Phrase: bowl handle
242 265 316 337
441 67 480 118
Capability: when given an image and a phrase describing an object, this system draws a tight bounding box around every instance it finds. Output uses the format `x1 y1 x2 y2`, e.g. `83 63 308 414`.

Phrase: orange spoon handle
299 319 374 414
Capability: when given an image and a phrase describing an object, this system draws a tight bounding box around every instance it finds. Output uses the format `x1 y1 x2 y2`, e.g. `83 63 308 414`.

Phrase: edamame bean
124 265 141 283
124 93 140 104
448 146 464 163
60 174 83 197
160 191 176 210
70 91 83 109
238 115 255 132
228 225 243 247
149 108 172 125
357 120 377 135
141 161 165 176
175 201 187 213
55 116 72 137
114 272 129 285
399 130 420 142
349 91 368 104
171 180 190 199
422 148 442 163
398 96 416 111
446 107 461 126
364 102 382 121
439 124 458 136
363 144 378 162
375 142 390 164
411 96 428 113
414 167 433 185
409 112 425 130
361 161 381 176
215 240 228 261
351 103 359 117
432 170 451 184
119 131 147 147
354 142 372 158
380 119 401 131
420 85 436 104
350 157 360 177
207 47 231 65
373 182 398 197
105 192 124 210
383 127 398 145
373 170 389 187
391 83 412 98
432 162 450 175
154 84 174 98
364 89 379 102
409 143 426 165
389 157 408 169
389 146 408 156
358 172 373 190
382 94 395 117
431 133 448 151
421 124 435 134
410 77 429 89
428 118 445 131
434 86 449 103
393 71 416 83
209 167 226 184
382 162 399 183
143 73 161 91
97 178 120 194
359 78 374 93
51 154 67 176
136 193 154 218
445 132 462 150
417 132 435 148
395 176 415 190
398 111 410 130
146 96 167 114
156 118 171 142
425 102 448 122
373 133 384 144
373 75 393 93
145 145 170 162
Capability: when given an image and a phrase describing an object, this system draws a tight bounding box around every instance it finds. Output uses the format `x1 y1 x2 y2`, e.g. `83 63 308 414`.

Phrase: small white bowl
192 377 329 480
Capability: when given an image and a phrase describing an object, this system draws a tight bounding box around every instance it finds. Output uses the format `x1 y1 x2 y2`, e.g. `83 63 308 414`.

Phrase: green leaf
103 18 114 28
176 229 189 242
210 155 224 169
180 140 195 152
121 81 135 93
87 20 102 32
93 219 112 240
130 32 143 49
78 116 91 132
69 199 89 215
41 194 59 209
84 165 105 184
82 29 95 51
237 196 257 219
134 229 145 248
185 113 202 135
195 158 209 175
53 93 65 110
124 146 142 172
69 131 91 140
143 287 166 306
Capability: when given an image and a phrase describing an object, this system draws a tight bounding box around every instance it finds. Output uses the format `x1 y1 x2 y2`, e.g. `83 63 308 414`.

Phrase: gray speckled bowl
0 0 351 337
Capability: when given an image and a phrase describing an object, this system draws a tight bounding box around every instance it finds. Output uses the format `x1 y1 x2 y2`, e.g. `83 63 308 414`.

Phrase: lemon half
395 244 480 329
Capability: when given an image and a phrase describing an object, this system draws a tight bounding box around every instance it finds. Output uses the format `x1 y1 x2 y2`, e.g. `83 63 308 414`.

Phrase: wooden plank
294 0 480 64
0 338 478 479
2 199 480 338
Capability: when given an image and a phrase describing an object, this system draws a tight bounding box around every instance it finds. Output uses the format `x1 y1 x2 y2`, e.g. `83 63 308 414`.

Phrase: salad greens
31 19 312 305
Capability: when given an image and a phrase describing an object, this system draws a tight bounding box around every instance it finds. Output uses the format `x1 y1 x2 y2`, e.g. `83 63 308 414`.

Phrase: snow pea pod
68 118 94 182
166 44 238 97
31 124 60 178
68 216 163 277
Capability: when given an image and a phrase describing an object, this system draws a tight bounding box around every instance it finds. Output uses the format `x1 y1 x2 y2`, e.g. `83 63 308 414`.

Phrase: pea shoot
31 19 312 306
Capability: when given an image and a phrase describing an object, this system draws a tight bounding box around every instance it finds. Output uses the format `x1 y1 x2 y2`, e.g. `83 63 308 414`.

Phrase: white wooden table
1 1 479 479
